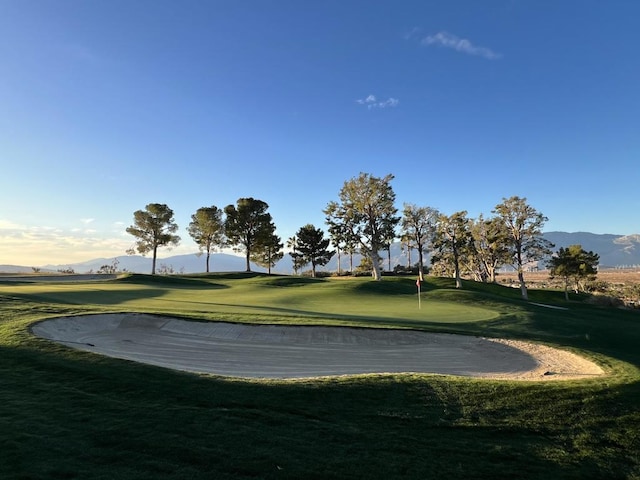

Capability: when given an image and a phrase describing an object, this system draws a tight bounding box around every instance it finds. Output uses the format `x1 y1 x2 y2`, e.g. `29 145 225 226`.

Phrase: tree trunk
245 251 251 272
371 251 382 281
488 265 497 283
453 249 462 289
336 247 341 275
518 268 528 300
206 251 210 273
417 247 424 281
516 247 528 300
152 246 158 275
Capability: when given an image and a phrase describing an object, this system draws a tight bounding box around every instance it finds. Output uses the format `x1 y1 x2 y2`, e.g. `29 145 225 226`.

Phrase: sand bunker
31 313 604 380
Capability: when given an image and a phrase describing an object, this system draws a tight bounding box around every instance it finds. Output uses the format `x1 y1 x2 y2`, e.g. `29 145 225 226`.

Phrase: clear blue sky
1 1 639 265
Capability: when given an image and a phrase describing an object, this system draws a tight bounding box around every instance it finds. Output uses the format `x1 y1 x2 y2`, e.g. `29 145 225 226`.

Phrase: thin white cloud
380 98 399 108
421 31 502 60
0 219 25 230
0 223 131 265
404 27 422 41
0 221 199 266
356 95 400 109
80 218 95 224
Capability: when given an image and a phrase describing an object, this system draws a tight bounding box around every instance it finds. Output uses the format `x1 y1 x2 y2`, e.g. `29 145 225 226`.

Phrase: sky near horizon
1 1 639 266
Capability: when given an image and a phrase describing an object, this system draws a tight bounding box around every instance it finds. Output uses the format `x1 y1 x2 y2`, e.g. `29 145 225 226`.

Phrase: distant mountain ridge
543 232 640 268
2 232 639 274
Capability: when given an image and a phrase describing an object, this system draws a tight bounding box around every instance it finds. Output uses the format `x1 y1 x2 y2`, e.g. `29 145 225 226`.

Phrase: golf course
1 273 639 479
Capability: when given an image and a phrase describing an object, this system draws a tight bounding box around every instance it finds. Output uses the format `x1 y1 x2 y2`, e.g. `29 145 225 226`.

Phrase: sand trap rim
30 312 605 381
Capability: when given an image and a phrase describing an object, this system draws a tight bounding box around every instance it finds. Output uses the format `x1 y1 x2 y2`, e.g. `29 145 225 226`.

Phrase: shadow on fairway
260 276 327 287
117 275 230 289
7 288 170 306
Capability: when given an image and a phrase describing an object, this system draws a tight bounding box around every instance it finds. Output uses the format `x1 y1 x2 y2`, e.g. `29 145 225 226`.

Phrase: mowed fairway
1 273 639 479
3 274 498 326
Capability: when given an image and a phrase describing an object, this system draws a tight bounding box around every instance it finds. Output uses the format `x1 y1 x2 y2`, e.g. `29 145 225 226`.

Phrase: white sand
31 313 604 381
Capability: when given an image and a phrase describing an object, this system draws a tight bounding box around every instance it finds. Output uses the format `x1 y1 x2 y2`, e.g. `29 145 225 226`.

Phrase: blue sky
1 1 639 265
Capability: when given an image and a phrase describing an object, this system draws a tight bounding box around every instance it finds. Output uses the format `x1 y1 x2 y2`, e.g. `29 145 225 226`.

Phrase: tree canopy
325 173 400 281
290 224 335 277
469 215 511 283
126 203 180 275
492 196 553 300
187 206 225 273
431 211 472 289
250 230 283 275
224 198 274 272
401 203 439 281
547 244 599 300
122 177 571 282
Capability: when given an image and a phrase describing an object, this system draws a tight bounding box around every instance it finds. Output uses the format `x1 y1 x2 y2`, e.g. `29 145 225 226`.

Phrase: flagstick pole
418 282 421 310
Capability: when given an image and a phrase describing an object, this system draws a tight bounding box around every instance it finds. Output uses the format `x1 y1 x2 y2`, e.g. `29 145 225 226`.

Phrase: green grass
1 273 639 479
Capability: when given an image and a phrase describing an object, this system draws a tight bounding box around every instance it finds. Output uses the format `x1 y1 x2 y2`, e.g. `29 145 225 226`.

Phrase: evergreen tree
547 244 599 300
187 206 225 273
126 203 180 275
250 230 283 275
291 224 335 277
224 198 274 272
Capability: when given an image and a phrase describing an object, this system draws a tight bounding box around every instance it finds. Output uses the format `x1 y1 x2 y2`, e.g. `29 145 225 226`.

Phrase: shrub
585 294 625 308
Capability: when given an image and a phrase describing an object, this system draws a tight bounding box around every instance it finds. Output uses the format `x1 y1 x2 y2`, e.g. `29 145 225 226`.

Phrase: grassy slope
0 274 639 479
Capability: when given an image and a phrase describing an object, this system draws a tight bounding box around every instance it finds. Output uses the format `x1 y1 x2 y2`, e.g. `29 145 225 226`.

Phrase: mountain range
1 232 639 275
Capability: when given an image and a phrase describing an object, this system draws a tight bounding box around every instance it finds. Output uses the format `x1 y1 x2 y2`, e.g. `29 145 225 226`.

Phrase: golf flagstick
416 277 421 309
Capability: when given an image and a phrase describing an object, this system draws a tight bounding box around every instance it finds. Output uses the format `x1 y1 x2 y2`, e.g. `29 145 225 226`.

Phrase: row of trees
126 172 599 301
127 199 278 275
323 173 556 300
126 199 335 277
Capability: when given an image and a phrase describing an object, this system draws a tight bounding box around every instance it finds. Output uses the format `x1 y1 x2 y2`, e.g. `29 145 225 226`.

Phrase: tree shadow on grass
260 276 327 287
116 274 230 289
6 287 170 306
2 339 631 480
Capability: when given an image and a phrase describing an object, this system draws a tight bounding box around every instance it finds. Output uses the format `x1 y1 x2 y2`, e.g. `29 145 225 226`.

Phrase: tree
326 218 347 275
250 230 283 275
126 203 180 275
224 198 274 272
400 233 414 269
97 258 121 274
286 235 304 275
492 196 554 300
324 173 400 281
187 206 225 273
401 204 439 280
547 244 599 300
325 204 360 275
291 224 335 277
469 215 511 283
431 211 472 288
